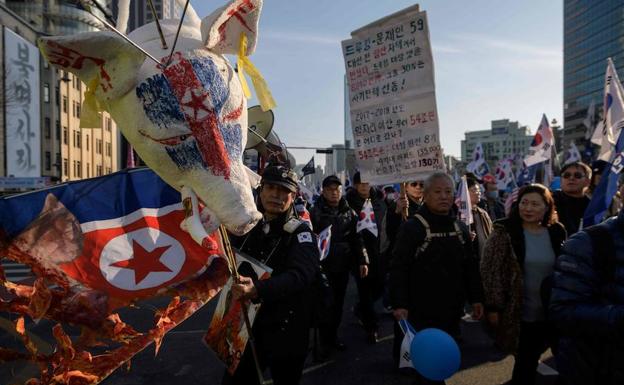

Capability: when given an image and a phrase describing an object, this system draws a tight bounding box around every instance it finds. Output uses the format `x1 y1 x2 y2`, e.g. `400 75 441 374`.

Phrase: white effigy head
38 0 263 235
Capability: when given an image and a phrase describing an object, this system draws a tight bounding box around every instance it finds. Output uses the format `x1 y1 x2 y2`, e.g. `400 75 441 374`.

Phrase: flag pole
218 225 266 385
400 182 408 220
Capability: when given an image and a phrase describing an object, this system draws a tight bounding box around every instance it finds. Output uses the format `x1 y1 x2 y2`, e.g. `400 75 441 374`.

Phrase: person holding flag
466 176 493 261
390 173 484 381
226 165 321 385
346 171 388 344
310 175 369 356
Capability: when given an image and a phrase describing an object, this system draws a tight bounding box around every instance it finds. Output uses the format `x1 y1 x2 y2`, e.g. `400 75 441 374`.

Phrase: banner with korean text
342 5 444 185
4 27 40 177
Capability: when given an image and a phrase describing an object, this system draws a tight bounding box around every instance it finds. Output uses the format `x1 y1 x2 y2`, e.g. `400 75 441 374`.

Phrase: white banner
342 8 444 185
4 28 40 177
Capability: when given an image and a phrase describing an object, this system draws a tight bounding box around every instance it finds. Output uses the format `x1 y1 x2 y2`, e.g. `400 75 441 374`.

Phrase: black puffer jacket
550 210 624 385
310 196 368 273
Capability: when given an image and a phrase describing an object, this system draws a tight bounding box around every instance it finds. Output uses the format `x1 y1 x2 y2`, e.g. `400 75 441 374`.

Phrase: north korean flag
0 167 222 301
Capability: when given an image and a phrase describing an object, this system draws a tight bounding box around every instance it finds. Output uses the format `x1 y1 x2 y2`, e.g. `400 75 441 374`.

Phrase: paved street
1 278 559 385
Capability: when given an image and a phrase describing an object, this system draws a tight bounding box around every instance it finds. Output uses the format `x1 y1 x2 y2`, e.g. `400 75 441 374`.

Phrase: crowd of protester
228 161 624 385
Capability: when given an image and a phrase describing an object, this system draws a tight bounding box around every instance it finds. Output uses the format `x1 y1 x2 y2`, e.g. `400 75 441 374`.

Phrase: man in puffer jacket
550 209 624 385
346 172 387 343
310 175 369 354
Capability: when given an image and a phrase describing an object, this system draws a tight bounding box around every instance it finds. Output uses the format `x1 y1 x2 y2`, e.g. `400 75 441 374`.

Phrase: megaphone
246 106 296 167
246 105 276 150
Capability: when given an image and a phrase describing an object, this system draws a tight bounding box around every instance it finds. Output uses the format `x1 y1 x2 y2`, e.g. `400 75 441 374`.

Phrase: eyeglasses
562 172 586 179
410 181 424 187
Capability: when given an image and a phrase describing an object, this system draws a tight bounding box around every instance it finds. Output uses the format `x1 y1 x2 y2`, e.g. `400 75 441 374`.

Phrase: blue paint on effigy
190 57 242 162
220 123 243 161
164 138 207 170
190 58 229 113
136 75 185 130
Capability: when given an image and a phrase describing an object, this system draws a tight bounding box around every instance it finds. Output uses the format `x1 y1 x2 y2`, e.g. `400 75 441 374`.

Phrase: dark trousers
354 273 378 332
319 271 350 345
511 321 555 385
222 344 307 385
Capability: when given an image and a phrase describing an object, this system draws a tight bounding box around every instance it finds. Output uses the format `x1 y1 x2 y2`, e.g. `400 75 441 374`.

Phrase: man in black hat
346 171 387 343
310 175 369 354
224 164 320 385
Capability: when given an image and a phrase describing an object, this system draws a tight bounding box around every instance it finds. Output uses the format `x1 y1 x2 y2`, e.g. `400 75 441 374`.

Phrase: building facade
1 1 119 191
112 0 181 33
461 119 533 169
563 0 624 147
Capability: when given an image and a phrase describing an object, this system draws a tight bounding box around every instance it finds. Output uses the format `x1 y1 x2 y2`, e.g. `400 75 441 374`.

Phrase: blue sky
193 0 563 166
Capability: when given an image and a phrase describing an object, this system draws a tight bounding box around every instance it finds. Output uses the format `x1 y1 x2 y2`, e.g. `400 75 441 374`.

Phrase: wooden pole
400 182 408 220
218 226 265 385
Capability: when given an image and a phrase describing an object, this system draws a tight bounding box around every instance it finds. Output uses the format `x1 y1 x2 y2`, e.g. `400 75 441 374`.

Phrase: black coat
552 190 590 236
385 196 422 259
231 210 320 359
310 196 368 273
345 187 386 266
494 217 567 270
389 205 484 334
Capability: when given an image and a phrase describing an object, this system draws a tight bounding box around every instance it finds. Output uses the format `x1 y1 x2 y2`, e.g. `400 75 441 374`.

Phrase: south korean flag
356 199 378 237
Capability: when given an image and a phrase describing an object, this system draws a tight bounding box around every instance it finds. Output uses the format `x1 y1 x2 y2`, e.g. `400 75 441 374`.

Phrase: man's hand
359 264 369 278
395 195 409 214
470 231 477 241
231 276 258 301
393 308 408 321
486 311 499 327
471 302 484 320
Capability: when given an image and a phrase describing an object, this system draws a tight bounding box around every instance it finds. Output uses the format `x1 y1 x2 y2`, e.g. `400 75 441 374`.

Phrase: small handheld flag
356 199 378 237
317 225 332 261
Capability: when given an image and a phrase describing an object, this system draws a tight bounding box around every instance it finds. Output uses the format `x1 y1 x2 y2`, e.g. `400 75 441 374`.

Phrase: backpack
412 213 466 260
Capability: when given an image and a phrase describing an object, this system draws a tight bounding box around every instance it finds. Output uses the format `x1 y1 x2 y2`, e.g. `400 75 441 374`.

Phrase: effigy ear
37 31 145 102
201 0 263 56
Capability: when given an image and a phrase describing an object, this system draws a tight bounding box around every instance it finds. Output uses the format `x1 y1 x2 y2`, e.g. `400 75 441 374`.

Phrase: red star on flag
111 241 172 285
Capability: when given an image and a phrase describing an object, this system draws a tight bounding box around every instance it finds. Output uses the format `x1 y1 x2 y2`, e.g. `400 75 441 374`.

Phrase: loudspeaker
245 105 296 167
246 105 276 150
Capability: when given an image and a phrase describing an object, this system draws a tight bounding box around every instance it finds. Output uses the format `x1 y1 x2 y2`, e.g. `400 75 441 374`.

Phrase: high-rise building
1 1 119 192
461 119 533 169
563 0 624 148
112 0 182 33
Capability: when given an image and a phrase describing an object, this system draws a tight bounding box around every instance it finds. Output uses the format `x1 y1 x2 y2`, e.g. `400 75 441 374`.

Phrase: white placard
4 27 41 177
342 9 443 185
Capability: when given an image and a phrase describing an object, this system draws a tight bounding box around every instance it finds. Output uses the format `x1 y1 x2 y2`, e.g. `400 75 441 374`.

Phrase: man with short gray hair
389 172 484 382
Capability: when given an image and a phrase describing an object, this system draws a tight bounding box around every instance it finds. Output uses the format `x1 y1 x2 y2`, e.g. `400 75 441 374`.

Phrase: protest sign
342 5 444 185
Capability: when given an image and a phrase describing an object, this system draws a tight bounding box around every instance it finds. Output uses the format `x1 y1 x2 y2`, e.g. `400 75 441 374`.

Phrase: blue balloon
410 328 461 381
550 176 561 190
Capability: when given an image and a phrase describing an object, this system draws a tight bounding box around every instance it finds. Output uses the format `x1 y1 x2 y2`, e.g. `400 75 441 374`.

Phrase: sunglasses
409 181 424 187
562 172 586 179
